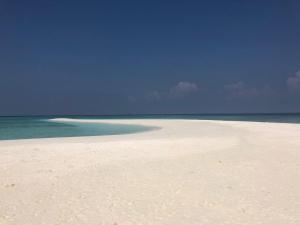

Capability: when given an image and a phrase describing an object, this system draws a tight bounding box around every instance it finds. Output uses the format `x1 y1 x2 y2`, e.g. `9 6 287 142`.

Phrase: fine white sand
0 119 300 225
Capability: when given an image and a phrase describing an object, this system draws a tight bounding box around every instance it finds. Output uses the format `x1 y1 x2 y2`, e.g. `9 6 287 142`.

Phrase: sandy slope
0 119 300 225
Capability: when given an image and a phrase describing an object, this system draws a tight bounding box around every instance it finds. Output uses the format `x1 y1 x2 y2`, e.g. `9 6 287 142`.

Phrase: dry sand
0 119 300 225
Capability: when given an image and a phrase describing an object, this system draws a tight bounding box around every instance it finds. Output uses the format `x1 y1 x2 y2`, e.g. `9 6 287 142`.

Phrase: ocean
0 114 300 141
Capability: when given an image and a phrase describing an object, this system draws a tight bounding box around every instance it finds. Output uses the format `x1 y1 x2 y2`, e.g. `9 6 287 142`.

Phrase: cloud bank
145 90 161 101
169 81 199 98
224 81 273 100
287 71 300 92
224 81 259 98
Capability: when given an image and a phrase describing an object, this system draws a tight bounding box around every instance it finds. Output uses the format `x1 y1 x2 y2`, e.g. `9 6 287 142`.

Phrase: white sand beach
0 119 300 225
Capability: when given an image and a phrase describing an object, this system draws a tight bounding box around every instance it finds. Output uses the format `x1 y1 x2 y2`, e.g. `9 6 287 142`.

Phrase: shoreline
0 119 300 224
1 118 300 145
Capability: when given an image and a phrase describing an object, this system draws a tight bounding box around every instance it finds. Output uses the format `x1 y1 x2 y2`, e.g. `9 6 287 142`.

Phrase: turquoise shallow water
0 117 156 141
0 114 300 140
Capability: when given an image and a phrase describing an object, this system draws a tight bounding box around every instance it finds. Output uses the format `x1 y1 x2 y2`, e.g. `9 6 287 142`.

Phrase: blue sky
1 0 300 115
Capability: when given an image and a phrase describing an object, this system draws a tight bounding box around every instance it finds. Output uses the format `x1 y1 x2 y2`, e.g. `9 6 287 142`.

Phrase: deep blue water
67 113 300 123
0 114 300 141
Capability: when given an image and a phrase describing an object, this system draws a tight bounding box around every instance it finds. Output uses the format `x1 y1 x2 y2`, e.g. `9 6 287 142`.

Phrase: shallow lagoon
0 117 155 140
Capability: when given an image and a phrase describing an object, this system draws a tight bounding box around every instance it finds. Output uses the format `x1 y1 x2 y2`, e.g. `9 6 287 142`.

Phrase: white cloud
128 96 137 103
287 70 300 92
169 81 199 98
225 81 259 98
145 90 161 101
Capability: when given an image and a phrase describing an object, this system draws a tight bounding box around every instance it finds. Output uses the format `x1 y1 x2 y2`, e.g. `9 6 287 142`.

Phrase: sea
0 114 300 141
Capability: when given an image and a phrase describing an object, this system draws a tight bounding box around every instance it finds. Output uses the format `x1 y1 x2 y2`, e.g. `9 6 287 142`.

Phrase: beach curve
0 119 300 225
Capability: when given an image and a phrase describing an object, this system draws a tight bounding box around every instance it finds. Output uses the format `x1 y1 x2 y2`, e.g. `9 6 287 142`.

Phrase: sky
1 0 300 115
